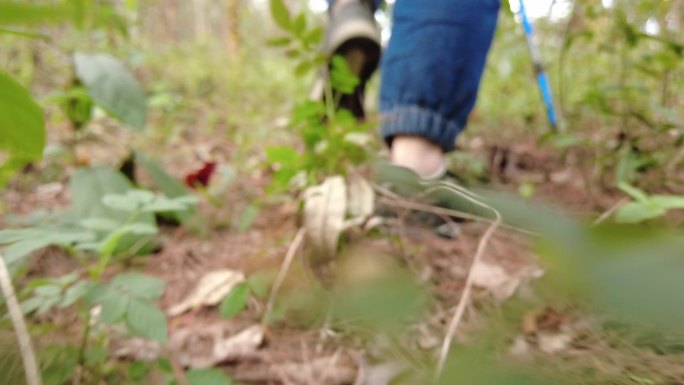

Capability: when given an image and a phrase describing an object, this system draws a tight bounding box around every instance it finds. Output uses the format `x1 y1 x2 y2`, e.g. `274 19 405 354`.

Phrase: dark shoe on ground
310 0 381 119
373 162 489 239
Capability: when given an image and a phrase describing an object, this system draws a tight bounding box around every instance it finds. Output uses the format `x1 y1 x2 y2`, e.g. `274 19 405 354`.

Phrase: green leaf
269 0 291 31
100 288 130 324
186 368 232 385
617 182 651 204
135 152 194 223
0 228 43 244
140 197 188 213
80 217 119 232
304 27 324 46
0 70 45 184
266 37 291 47
292 13 307 37
615 202 665 224
126 298 168 343
650 195 684 210
73 53 147 130
102 193 139 211
117 222 158 236
3 238 53 265
265 147 299 166
111 272 165 300
330 55 360 95
219 282 250 318
70 166 155 254
0 2 71 26
60 281 90 307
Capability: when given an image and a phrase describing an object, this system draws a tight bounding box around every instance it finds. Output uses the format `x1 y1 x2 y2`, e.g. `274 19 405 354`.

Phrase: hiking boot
373 162 490 239
310 0 381 119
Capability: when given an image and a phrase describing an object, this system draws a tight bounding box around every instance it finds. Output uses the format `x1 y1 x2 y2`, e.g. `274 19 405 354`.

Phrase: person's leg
380 0 500 178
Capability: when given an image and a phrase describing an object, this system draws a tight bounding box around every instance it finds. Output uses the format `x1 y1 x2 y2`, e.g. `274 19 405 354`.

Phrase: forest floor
9 115 679 385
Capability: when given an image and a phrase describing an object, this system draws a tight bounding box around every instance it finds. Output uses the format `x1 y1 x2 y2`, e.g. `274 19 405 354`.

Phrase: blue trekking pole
518 0 560 131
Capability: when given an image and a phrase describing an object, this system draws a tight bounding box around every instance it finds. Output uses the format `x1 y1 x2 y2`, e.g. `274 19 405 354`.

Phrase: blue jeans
330 0 499 151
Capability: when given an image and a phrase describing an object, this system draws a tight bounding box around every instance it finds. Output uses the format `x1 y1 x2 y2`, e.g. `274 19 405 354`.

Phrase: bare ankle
390 136 446 179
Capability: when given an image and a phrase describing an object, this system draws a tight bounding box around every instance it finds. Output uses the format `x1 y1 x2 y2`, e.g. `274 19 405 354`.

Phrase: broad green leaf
292 13 307 37
135 152 194 223
186 368 232 385
117 223 158 236
615 202 665 224
651 195 684 210
140 197 188 213
617 182 651 204
34 285 61 297
0 2 71 26
266 37 291 47
0 70 45 184
126 189 156 204
100 288 130 324
269 0 291 31
70 166 135 219
111 272 165 300
70 166 155 254
80 217 119 232
126 298 168 343
21 297 43 315
265 147 299 166
0 228 43 244
304 27 324 46
219 282 250 318
102 193 140 212
60 281 90 307
74 53 147 130
3 238 53 265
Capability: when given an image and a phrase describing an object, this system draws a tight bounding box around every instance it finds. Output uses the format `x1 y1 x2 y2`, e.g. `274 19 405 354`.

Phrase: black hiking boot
310 0 381 119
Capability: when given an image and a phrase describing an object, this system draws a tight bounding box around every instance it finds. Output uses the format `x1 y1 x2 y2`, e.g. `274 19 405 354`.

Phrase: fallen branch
0 253 42 385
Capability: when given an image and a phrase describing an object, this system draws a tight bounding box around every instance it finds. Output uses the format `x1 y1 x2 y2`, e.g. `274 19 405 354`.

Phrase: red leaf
185 162 217 188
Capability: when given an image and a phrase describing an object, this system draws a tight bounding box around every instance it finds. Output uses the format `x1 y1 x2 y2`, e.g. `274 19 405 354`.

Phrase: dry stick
593 198 628 226
0 254 42 385
415 181 502 382
374 186 535 237
262 228 306 326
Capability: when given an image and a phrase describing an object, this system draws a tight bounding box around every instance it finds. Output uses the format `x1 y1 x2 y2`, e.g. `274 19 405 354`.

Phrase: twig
262 228 306 326
592 198 628 226
431 182 502 382
0 253 42 385
374 185 534 236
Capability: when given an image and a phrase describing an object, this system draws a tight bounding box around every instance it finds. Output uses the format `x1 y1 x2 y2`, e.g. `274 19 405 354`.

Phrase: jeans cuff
381 106 463 152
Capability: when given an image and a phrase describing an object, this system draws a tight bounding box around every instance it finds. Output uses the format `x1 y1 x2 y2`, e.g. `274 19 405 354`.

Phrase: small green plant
614 182 684 223
265 0 375 191
1 181 196 384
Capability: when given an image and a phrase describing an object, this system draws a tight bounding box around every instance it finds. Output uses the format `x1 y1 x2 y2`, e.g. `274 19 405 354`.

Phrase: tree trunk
227 0 241 57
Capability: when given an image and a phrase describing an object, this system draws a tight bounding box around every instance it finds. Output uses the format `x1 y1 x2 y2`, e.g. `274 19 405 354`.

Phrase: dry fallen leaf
538 330 573 354
277 355 357 385
213 324 265 363
170 323 264 368
471 262 543 302
471 261 520 301
303 176 347 259
168 270 245 316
